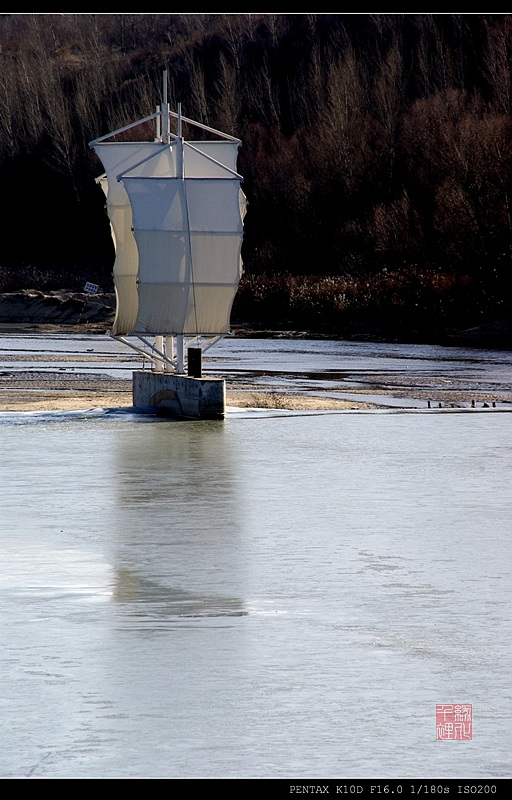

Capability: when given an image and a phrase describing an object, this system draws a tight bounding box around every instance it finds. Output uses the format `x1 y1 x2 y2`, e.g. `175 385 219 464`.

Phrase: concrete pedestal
132 370 225 420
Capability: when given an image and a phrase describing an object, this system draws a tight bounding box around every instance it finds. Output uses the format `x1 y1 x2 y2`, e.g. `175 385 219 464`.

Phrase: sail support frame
113 333 224 374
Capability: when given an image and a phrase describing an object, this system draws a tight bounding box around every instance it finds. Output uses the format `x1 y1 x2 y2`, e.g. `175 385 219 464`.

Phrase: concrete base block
132 370 225 420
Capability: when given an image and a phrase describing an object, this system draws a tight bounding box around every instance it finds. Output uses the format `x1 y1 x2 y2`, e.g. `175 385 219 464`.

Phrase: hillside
0 13 511 340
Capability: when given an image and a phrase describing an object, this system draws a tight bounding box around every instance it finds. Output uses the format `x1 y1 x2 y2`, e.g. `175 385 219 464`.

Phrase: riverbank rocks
0 290 115 326
0 289 510 348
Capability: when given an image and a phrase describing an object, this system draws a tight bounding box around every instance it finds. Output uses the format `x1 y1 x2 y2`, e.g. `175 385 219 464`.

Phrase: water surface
1 395 511 778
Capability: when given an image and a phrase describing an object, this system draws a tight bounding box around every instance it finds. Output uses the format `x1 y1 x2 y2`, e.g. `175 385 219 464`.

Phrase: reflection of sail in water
90 71 246 373
110 420 246 623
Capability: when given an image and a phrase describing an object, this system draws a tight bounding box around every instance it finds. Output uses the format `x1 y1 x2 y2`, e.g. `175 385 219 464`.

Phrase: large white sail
92 131 245 339
94 143 174 335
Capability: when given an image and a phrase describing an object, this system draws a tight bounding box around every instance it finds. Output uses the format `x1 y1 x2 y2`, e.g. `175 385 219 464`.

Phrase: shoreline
2 320 512 350
0 387 378 414
1 383 509 414
1 315 511 413
0 289 511 349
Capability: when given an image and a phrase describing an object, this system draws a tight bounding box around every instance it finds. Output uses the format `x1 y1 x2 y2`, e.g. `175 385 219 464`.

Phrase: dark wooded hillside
1 13 511 335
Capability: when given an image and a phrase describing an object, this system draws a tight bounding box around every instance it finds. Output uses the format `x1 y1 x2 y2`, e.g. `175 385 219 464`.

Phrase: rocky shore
0 289 116 331
1 289 511 348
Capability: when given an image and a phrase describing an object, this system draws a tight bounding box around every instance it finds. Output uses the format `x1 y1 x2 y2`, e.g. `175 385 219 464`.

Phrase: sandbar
0 388 376 413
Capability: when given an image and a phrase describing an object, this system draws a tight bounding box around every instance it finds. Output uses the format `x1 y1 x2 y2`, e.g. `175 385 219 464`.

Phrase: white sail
93 136 245 338
93 142 175 336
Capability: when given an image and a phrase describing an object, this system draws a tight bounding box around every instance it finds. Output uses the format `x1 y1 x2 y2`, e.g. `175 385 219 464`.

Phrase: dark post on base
188 347 202 378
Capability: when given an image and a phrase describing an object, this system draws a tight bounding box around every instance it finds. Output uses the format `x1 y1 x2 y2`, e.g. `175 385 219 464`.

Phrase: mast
155 71 169 372
176 100 185 374
162 69 170 143
161 70 175 372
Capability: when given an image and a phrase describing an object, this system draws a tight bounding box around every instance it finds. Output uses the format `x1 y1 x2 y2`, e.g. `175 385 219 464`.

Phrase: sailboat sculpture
89 73 246 419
